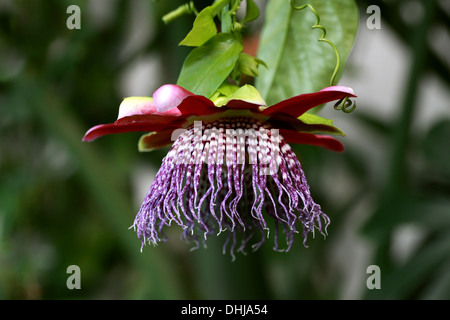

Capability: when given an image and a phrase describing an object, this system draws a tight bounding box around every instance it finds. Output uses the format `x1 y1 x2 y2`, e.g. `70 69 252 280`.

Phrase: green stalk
385 0 435 196
368 0 436 287
211 0 232 16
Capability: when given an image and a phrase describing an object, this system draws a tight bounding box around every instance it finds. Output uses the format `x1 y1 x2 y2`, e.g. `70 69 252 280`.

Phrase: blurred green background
1 0 449 299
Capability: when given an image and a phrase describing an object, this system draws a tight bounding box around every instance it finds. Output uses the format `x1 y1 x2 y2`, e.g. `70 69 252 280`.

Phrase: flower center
132 117 330 259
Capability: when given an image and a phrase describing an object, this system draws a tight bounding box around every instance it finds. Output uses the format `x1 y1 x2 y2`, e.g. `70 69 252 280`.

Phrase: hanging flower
83 84 356 258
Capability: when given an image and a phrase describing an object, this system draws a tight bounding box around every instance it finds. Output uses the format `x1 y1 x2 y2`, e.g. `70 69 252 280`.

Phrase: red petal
263 86 356 118
177 95 220 116
225 99 262 110
83 85 223 142
279 129 345 152
82 115 184 142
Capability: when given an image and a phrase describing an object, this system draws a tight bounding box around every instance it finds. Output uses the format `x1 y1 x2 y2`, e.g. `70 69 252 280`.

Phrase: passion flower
83 83 356 258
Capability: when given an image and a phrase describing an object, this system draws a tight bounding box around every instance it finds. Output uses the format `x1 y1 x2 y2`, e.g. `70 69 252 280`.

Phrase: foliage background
0 0 449 299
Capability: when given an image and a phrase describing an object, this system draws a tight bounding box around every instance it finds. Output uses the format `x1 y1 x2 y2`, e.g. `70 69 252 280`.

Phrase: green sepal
210 83 240 106
210 84 266 107
138 132 157 152
227 84 266 105
138 131 175 152
297 113 345 136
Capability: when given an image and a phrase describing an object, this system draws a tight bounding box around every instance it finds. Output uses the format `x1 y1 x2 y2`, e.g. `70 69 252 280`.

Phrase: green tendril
162 1 198 24
290 1 356 113
231 21 244 32
334 96 356 113
290 0 340 87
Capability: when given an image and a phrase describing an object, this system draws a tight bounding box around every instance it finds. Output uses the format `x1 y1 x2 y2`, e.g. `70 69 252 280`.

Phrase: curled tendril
162 1 198 24
334 96 356 113
290 0 341 87
231 22 244 32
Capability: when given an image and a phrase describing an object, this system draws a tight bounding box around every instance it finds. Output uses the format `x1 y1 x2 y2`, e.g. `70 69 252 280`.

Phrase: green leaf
298 113 345 136
423 120 450 177
255 0 359 105
177 33 243 98
366 233 450 299
179 7 217 47
362 194 450 241
420 259 450 299
242 0 260 24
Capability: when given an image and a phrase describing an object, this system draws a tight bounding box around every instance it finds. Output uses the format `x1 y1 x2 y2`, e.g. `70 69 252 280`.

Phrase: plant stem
385 0 435 197
368 0 436 286
211 0 232 16
25 76 186 299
